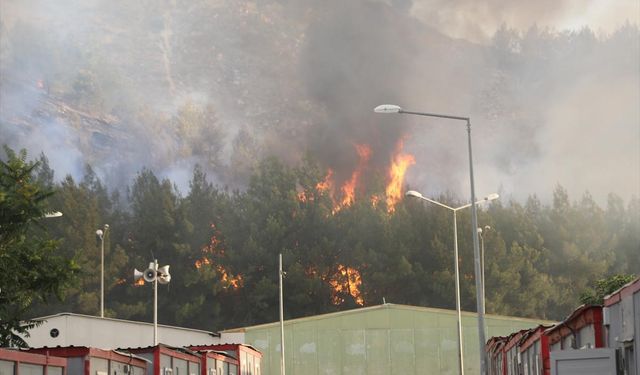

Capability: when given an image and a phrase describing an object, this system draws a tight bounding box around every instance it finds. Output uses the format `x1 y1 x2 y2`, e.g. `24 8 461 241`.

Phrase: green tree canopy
0 147 79 347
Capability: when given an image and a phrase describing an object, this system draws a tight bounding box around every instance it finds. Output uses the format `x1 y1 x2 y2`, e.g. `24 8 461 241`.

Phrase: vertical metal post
467 120 487 374
279 253 286 375
153 259 158 346
100 231 104 318
453 211 465 375
479 229 486 315
100 224 108 318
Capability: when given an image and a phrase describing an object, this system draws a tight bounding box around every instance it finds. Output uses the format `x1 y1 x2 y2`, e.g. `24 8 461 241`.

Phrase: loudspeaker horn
157 265 170 276
158 274 171 285
143 267 157 282
134 268 144 282
157 265 171 285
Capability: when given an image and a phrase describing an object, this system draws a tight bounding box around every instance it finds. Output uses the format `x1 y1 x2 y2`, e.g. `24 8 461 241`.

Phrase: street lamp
375 103 489 374
134 260 171 345
279 253 286 375
477 225 492 315
406 190 499 375
96 224 109 318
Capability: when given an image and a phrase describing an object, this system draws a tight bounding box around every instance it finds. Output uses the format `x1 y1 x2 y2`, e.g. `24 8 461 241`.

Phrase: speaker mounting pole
133 259 171 346
153 259 158 346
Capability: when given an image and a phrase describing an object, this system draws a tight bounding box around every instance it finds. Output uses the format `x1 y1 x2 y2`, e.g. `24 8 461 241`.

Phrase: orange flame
310 141 414 215
328 264 364 306
192 224 242 290
297 191 308 202
385 140 415 213
370 194 381 207
218 265 243 289
339 144 371 209
316 169 334 192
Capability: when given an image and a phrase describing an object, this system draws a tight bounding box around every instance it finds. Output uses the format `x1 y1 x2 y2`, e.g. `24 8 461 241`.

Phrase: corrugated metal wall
242 305 550 375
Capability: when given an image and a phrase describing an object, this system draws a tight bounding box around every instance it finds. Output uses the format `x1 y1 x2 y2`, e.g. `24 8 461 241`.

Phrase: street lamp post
477 226 491 315
406 190 499 375
375 104 489 374
96 224 109 318
279 253 286 375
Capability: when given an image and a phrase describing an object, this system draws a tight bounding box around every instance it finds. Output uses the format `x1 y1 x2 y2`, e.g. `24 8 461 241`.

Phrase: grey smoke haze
410 0 640 43
0 0 638 204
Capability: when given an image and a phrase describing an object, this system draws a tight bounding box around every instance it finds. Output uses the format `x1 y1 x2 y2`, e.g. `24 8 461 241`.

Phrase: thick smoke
410 0 640 43
0 0 638 203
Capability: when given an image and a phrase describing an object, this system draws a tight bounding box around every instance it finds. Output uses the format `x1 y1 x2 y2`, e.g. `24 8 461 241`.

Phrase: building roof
604 277 640 307
544 304 601 336
221 303 554 332
29 312 220 337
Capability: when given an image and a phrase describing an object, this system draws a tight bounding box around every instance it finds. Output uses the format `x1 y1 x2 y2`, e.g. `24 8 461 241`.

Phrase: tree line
2 147 638 341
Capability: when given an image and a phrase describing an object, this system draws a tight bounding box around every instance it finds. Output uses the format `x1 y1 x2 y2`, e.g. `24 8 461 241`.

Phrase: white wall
24 314 222 349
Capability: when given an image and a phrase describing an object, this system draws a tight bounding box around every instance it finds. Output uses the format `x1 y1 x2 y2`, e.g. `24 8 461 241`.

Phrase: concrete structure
222 303 554 375
23 313 231 350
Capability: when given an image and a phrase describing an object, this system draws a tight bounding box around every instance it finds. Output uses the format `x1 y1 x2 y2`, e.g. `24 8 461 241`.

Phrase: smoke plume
0 0 638 203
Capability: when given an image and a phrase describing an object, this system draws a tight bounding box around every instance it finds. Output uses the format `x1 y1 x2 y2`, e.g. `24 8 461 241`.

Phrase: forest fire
316 169 334 192
328 264 364 306
385 140 415 213
193 225 242 290
338 144 371 209
312 141 414 213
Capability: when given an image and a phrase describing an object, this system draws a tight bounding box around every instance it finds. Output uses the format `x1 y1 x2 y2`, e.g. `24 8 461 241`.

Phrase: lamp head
96 229 103 238
405 190 424 199
484 193 500 201
374 104 402 114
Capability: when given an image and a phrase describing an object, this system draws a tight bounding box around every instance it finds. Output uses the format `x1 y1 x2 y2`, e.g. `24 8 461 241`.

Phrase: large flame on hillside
309 140 414 213
339 144 371 208
385 139 415 213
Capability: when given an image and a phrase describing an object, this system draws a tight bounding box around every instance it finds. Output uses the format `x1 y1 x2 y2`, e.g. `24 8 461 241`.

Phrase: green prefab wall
227 304 553 375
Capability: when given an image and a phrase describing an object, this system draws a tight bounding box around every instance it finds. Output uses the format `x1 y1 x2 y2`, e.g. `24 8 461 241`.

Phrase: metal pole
100 224 108 318
154 259 158 346
479 230 486 315
279 253 286 375
100 231 104 318
467 120 487 374
453 211 465 375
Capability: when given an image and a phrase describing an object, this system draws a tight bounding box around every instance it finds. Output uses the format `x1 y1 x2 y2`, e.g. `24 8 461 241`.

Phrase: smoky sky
0 0 638 203
410 0 640 43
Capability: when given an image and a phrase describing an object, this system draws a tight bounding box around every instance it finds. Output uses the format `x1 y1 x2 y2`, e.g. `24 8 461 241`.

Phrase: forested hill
24 153 639 330
1 0 638 201
2 0 638 331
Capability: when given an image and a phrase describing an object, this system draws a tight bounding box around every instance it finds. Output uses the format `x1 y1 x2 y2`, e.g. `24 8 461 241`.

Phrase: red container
0 348 67 375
